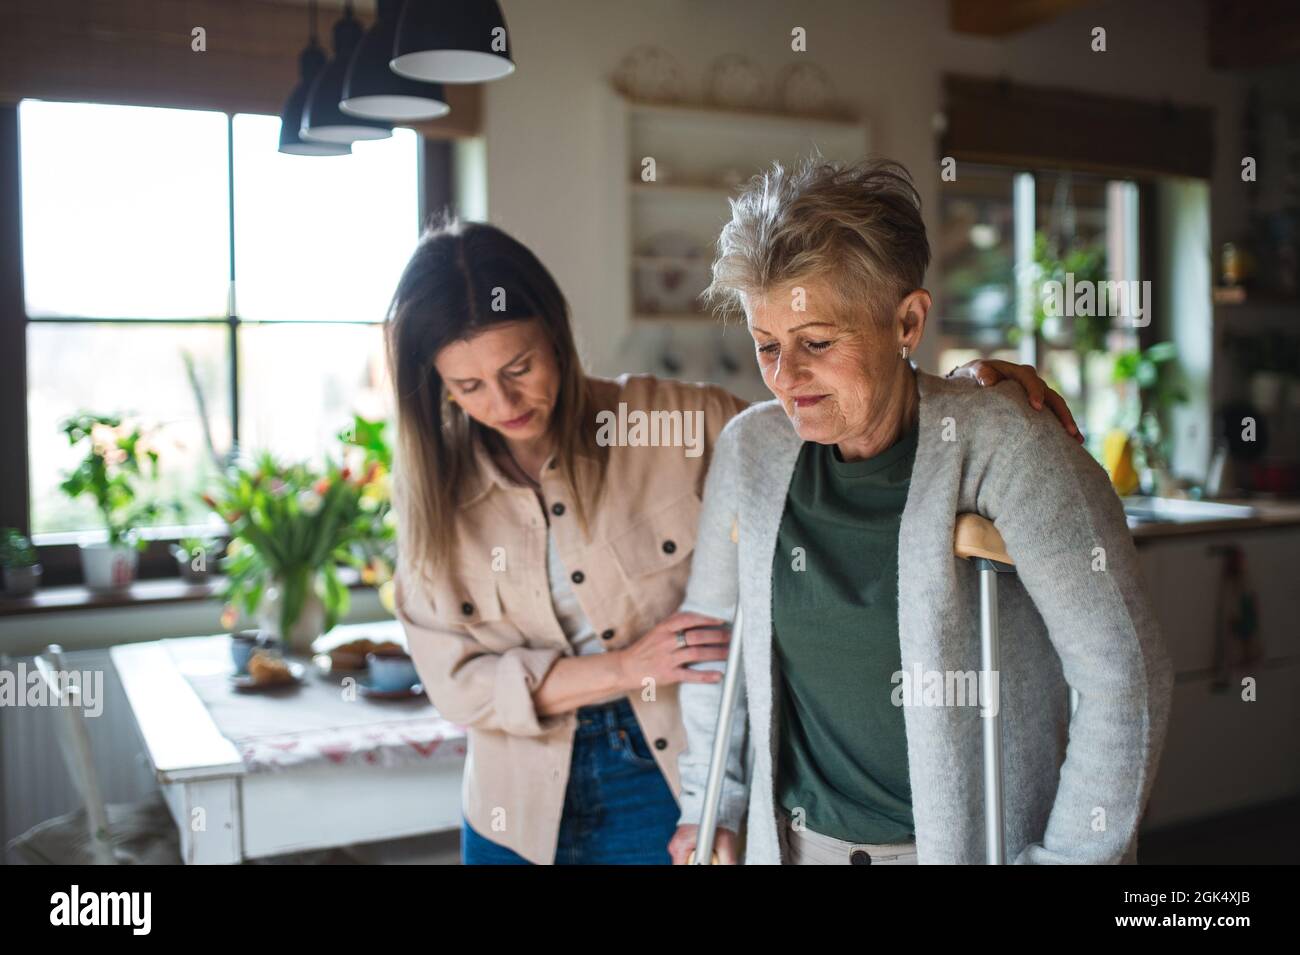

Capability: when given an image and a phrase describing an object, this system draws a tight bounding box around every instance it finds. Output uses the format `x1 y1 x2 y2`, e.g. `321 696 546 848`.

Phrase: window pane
239 324 392 466
232 114 419 323
27 323 232 535
19 100 231 319
937 165 1017 345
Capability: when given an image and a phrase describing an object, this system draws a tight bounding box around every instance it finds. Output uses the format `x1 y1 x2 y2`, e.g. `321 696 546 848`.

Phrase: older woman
669 158 1174 865
386 216 1077 865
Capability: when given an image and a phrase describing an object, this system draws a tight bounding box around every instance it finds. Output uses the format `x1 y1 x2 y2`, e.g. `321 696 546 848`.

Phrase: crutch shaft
694 606 744 865
980 566 1006 865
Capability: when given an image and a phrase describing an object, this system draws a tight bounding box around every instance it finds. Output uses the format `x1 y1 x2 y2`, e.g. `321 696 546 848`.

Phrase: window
16 100 417 540
936 163 1144 452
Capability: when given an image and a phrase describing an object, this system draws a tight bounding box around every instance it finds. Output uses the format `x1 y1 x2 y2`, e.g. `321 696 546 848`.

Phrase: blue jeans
460 697 680 864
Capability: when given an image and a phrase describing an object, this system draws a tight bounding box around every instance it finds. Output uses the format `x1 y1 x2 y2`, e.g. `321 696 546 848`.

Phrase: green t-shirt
772 423 918 844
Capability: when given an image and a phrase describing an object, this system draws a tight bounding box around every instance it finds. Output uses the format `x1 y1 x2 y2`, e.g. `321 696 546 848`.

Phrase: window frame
0 103 452 587
936 162 1160 428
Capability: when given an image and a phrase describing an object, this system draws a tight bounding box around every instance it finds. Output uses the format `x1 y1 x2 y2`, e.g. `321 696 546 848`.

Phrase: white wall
482 0 1246 377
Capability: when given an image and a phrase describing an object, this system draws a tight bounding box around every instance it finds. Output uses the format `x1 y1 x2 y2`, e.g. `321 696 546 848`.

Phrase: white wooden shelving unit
600 88 870 398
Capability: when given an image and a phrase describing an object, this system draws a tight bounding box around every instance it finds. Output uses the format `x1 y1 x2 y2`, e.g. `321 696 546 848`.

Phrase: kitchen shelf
623 96 862 132
609 88 870 326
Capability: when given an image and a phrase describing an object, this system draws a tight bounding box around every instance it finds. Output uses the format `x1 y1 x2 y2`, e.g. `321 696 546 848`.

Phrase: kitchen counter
1128 498 1300 541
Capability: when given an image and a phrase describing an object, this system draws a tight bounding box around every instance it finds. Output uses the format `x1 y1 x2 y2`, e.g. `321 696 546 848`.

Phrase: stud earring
900 345 910 360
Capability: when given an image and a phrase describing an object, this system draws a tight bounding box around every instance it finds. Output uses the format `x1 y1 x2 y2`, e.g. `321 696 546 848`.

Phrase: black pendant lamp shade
391 0 515 84
302 5 393 144
341 0 450 121
279 42 352 156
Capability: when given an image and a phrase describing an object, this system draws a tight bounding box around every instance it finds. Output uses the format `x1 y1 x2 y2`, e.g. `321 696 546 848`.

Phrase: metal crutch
955 513 1078 865
689 605 744 865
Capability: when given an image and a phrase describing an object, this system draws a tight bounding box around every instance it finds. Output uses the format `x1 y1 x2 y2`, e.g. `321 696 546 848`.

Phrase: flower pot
79 542 138 590
2 563 42 597
257 577 327 655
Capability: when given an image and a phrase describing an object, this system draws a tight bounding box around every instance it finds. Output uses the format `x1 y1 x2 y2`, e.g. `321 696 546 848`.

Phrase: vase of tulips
204 451 379 655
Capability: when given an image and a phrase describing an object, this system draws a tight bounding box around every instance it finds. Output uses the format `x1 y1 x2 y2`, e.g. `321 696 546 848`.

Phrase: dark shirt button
551 502 565 516
570 570 584 584
601 628 615 641
850 850 872 865
460 602 474 616
653 738 667 750
662 540 676 554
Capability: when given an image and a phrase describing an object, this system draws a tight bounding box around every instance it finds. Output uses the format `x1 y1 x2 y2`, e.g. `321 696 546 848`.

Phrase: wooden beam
940 74 1215 180
0 0 480 137
950 0 1095 36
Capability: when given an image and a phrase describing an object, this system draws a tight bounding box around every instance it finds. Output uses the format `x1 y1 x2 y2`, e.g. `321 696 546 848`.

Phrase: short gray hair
701 156 931 327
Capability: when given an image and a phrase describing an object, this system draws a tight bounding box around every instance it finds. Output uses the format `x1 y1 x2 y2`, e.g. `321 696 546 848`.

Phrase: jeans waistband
575 696 635 735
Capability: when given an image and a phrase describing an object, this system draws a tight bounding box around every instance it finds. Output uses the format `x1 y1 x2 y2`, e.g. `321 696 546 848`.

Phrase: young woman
385 216 1080 865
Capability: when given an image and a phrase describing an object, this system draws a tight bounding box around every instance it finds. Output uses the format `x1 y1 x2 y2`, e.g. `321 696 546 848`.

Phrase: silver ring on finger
675 630 688 649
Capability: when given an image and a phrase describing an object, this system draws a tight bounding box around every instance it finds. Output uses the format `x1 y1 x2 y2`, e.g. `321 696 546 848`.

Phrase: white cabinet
1136 527 1300 829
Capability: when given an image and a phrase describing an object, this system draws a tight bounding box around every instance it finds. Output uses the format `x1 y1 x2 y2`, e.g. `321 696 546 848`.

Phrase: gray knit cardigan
676 371 1174 864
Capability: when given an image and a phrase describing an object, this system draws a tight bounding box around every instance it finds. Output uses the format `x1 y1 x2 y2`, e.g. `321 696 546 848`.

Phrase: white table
110 620 466 864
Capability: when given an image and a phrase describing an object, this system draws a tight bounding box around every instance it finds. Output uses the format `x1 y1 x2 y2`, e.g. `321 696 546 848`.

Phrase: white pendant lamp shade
391 0 516 83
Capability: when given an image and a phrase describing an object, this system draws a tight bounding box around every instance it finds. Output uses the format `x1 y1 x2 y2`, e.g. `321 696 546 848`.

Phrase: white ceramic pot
79 542 138 590
257 578 327 655
2 563 42 597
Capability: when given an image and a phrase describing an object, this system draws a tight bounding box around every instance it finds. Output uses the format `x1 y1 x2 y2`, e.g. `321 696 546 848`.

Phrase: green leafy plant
1028 232 1112 355
1112 341 1187 478
58 413 161 549
0 528 38 569
203 451 379 638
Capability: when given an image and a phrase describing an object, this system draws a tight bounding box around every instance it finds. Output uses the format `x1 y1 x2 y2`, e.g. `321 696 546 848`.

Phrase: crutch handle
954 514 1014 566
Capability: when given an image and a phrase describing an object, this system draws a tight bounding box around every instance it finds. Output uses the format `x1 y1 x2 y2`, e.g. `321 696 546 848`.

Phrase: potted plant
203 451 377 654
0 528 42 597
58 413 161 589
1112 341 1188 496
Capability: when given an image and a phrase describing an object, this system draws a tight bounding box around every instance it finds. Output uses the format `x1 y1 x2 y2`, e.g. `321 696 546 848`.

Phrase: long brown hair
385 217 606 585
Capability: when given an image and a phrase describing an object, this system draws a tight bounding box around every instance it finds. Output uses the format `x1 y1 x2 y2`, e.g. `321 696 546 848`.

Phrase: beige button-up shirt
393 373 748 864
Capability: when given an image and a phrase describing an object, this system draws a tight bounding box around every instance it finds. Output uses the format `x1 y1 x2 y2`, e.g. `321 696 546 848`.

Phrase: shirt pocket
431 573 523 653
609 490 702 581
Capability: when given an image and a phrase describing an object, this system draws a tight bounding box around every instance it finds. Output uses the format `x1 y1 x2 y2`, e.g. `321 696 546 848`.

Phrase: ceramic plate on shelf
634 232 711 315
613 46 684 102
706 54 767 109
230 660 307 692
776 62 836 115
